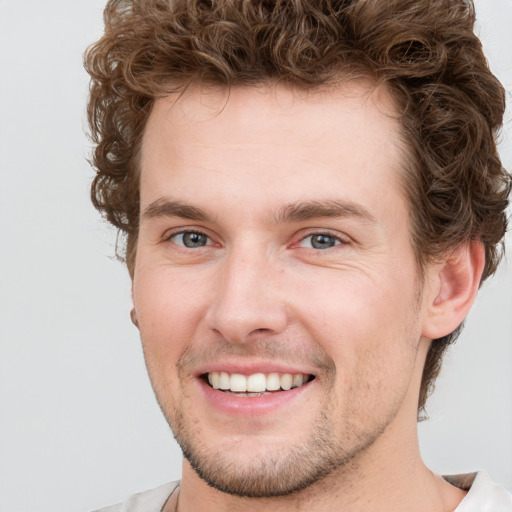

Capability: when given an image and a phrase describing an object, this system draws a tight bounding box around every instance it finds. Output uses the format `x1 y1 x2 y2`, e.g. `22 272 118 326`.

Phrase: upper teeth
207 372 309 392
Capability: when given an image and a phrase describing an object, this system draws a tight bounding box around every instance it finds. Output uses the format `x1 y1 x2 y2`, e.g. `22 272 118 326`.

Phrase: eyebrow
274 199 377 224
142 199 213 222
141 197 376 225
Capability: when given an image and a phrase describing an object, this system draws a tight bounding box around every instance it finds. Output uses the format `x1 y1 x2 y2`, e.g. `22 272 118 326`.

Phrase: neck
170 424 466 512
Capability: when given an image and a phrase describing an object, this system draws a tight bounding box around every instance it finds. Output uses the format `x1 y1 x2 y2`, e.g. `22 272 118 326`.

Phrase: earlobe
130 307 140 328
422 242 485 340
130 286 140 328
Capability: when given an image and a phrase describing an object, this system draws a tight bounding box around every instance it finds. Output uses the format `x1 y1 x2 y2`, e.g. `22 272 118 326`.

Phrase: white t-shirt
92 471 512 512
447 472 512 512
92 481 179 512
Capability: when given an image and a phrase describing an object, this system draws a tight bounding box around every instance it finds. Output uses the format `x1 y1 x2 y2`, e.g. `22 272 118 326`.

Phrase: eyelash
165 230 214 248
297 232 347 250
164 229 348 251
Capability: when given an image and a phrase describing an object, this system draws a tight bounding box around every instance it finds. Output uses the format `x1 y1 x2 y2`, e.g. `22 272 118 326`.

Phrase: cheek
133 266 209 368
296 269 421 395
298 270 416 344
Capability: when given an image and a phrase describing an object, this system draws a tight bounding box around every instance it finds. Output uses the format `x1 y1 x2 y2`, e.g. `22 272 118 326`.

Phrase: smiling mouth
203 372 314 396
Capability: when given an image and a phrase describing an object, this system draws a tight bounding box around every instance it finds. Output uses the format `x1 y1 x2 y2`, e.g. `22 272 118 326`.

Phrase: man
85 0 511 510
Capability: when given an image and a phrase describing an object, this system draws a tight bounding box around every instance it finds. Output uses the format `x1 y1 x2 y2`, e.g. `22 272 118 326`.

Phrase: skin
132 82 482 511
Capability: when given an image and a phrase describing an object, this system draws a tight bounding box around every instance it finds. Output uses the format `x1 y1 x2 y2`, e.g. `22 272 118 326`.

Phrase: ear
130 308 140 328
422 241 485 340
130 286 140 329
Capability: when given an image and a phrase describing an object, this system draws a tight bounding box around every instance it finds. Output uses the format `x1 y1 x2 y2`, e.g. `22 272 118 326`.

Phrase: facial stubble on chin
168 385 399 499
147 347 403 500
174 409 385 499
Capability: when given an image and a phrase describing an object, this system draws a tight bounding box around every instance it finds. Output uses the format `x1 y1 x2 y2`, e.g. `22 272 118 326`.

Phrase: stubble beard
160 386 395 498
145 325 420 499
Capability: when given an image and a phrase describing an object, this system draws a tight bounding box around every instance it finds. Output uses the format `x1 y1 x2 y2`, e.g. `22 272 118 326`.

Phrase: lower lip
198 378 313 417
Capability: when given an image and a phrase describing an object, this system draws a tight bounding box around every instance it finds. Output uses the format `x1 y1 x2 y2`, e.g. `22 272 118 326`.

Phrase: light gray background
0 1 510 511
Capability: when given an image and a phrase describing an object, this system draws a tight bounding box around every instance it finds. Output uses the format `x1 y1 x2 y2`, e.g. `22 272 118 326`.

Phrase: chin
181 436 341 497
171 407 387 498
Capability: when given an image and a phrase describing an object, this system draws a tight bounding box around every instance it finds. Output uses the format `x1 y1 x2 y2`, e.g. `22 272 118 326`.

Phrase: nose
205 245 288 343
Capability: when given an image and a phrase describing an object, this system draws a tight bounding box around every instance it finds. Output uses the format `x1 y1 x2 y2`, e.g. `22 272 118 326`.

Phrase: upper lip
194 360 316 378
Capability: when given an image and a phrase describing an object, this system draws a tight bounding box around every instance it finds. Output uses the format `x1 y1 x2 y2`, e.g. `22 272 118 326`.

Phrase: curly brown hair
84 0 510 413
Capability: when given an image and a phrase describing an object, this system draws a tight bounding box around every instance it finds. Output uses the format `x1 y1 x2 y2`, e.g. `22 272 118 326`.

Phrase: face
133 82 430 497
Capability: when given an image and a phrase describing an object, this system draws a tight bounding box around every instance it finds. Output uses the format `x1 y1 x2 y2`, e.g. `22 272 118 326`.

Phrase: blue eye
301 233 341 250
172 231 210 248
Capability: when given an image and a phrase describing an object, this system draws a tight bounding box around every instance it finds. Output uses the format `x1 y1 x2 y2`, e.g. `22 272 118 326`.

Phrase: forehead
140 81 407 223
143 80 402 155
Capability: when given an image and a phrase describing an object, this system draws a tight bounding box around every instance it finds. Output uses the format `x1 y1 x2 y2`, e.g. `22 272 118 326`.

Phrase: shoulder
446 472 512 512
91 481 180 512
